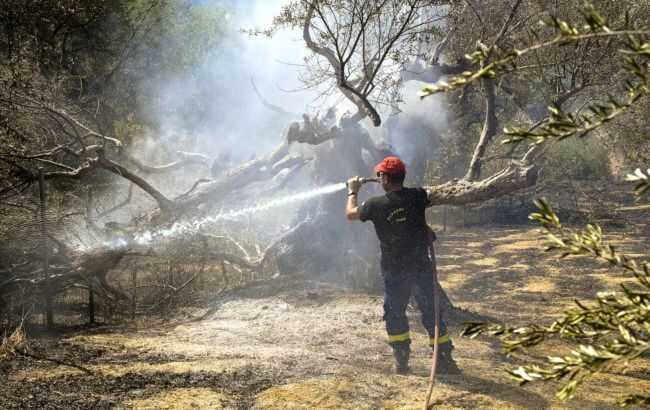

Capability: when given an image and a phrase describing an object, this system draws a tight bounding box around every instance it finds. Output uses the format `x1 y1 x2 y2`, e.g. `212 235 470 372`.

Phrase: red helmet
374 156 406 176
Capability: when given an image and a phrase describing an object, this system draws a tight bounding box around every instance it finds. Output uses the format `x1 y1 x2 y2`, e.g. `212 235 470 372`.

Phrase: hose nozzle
346 177 379 189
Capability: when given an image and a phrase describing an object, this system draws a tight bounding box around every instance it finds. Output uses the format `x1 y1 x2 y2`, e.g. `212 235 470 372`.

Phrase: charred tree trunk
272 120 388 282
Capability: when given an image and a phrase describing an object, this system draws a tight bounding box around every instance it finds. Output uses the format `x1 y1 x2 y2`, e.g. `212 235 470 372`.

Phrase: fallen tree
4 0 620 323
0 0 537 319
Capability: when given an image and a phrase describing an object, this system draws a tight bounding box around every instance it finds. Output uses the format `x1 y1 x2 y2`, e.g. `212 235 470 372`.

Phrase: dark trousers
382 264 449 349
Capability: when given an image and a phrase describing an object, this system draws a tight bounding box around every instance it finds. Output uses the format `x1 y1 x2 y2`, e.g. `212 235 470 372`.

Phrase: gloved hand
346 176 363 194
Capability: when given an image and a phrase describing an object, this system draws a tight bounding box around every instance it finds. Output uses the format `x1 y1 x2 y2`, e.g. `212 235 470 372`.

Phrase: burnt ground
2 225 650 409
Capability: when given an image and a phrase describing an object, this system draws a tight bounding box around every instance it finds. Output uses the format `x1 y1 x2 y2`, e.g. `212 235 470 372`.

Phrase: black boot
392 345 410 374
435 343 461 375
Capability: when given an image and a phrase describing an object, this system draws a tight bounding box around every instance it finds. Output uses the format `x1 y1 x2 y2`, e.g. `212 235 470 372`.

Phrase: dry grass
126 388 229 409
3 225 649 409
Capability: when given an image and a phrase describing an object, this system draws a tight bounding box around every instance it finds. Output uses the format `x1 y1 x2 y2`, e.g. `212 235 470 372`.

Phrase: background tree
445 3 650 406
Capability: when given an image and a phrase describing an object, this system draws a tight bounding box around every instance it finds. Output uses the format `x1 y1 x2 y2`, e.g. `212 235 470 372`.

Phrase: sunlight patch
468 257 499 267
125 387 228 409
493 239 541 254
506 263 531 272
521 278 556 293
256 378 355 409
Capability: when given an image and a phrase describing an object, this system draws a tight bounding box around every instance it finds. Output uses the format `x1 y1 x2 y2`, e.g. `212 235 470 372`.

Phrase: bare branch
465 78 498 181
123 150 210 174
286 114 343 145
250 77 298 117
427 163 539 206
303 2 382 126
463 0 483 25
42 162 96 181
96 184 135 218
181 142 291 210
430 27 454 66
488 0 523 59
176 179 212 200
95 153 174 212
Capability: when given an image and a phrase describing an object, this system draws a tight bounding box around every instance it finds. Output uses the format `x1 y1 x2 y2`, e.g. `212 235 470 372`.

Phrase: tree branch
465 77 498 181
95 153 173 213
303 2 382 126
427 162 538 206
122 150 210 174
250 76 298 117
96 184 135 218
488 0 523 59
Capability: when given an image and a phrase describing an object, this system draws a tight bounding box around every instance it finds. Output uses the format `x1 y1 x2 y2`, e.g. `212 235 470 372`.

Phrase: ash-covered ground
3 226 649 409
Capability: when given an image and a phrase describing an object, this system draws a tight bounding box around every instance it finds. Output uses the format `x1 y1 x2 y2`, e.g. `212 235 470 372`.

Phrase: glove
346 176 362 194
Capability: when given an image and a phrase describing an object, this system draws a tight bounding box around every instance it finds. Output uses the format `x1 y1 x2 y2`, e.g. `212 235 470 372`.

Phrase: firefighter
345 156 460 374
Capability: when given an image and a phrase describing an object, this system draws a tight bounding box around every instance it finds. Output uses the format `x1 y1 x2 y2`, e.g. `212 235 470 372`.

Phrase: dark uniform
359 187 451 354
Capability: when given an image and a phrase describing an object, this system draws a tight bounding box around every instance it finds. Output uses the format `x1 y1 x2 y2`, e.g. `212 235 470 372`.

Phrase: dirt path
3 226 649 409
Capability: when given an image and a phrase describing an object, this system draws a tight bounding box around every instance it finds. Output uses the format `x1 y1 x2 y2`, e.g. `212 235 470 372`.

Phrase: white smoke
146 0 326 162
75 0 449 250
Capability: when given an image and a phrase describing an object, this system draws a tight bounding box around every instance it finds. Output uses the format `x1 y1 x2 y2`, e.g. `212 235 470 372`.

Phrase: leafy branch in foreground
626 167 650 197
462 198 650 405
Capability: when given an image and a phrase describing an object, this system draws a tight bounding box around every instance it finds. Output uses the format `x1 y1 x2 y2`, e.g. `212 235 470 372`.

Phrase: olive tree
439 3 650 405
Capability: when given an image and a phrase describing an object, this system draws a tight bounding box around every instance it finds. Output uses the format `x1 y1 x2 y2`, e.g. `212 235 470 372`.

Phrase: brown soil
2 225 649 409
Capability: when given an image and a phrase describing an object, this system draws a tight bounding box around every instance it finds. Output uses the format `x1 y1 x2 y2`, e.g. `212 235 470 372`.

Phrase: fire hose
423 238 440 409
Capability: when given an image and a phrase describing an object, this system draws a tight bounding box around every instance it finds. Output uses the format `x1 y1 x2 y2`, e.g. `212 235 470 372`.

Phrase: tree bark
427 162 538 206
465 78 498 181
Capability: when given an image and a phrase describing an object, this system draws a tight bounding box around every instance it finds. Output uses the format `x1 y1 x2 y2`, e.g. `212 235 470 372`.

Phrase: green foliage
620 395 650 407
626 167 650 197
124 0 228 75
542 137 611 181
503 35 649 145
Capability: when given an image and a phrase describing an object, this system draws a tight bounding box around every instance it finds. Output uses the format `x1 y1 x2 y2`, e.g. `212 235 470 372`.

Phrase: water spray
95 177 379 251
